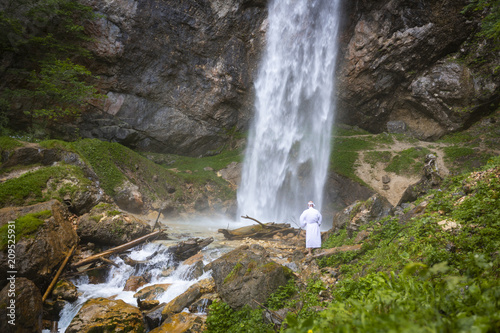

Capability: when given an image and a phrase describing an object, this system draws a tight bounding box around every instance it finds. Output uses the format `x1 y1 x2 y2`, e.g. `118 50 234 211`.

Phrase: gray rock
387 121 407 134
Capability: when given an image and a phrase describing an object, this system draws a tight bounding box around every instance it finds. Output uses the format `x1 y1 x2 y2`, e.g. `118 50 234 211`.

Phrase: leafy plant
205 300 273 333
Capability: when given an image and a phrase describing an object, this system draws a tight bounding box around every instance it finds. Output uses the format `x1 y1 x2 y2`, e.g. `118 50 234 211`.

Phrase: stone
134 284 172 302
0 278 43 333
382 175 391 184
113 181 144 213
123 275 148 292
52 279 79 302
387 121 407 134
0 200 78 287
66 297 144 333
205 246 291 310
217 162 242 188
160 278 215 320
77 204 152 246
150 312 206 333
143 302 166 330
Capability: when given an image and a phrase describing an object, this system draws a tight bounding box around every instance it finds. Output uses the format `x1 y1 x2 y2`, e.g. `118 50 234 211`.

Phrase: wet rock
180 253 205 280
150 312 206 333
123 275 148 292
77 204 152 246
52 279 79 302
143 302 166 330
188 293 218 314
168 237 214 262
66 297 144 333
134 284 172 302
0 278 42 333
160 278 214 320
138 299 160 311
0 200 78 288
205 246 291 310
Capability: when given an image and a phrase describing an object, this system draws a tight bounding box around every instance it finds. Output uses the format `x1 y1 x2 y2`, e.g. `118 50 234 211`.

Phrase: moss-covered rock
205 246 291 310
77 203 151 245
66 297 145 333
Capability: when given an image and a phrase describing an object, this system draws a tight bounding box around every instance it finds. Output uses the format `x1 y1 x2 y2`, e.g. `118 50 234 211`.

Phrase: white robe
300 207 322 248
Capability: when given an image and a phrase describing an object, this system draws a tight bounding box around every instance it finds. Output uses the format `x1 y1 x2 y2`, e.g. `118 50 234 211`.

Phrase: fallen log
168 237 214 262
218 220 294 240
71 230 164 269
43 244 76 302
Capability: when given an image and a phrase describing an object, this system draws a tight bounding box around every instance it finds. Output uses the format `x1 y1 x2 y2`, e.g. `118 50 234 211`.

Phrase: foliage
463 0 500 42
256 156 500 332
0 0 103 130
0 164 90 206
0 135 22 152
205 300 274 333
0 210 52 250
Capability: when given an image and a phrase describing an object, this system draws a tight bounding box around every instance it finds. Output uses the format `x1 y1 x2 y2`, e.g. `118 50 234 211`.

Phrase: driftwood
43 244 77 302
168 237 214 262
71 230 164 269
218 216 295 240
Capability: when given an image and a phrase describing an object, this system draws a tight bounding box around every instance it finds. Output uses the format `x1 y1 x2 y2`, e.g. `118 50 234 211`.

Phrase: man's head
308 201 315 208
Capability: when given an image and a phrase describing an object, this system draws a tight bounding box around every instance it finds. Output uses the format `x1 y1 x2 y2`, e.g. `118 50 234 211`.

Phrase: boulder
179 253 205 280
217 161 242 188
113 181 144 213
66 297 145 333
0 278 43 333
143 302 166 329
205 246 292 310
123 275 148 292
134 284 172 302
332 193 393 232
77 204 152 245
398 154 443 205
52 279 79 302
0 200 78 288
150 312 206 333
160 278 214 320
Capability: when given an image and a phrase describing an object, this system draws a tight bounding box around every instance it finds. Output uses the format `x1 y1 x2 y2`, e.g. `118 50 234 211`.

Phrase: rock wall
336 0 499 139
73 0 497 152
79 0 268 156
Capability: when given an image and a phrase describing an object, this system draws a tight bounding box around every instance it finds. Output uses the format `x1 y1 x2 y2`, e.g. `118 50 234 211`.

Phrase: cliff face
77 0 498 154
337 0 499 139
79 0 268 156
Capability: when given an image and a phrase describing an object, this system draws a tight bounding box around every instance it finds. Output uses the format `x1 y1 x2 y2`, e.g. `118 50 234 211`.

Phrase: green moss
224 262 243 284
0 210 51 250
90 215 102 223
0 136 22 151
364 151 392 167
0 164 91 206
107 210 121 216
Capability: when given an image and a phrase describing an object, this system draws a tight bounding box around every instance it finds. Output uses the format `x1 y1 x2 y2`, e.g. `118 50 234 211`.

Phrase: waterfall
237 0 342 224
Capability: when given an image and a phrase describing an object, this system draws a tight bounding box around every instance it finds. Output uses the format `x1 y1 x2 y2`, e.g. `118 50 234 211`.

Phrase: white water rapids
237 0 342 224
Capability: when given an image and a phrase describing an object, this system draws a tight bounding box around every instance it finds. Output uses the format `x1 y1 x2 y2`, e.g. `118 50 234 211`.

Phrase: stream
50 216 255 332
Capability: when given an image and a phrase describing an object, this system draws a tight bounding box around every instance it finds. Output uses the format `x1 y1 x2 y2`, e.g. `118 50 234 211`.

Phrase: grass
0 210 52 250
364 150 392 167
0 164 91 206
384 147 432 176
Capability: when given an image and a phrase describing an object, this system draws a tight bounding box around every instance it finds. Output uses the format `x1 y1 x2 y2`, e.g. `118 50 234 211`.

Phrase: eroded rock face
0 200 79 288
66 297 145 333
78 0 268 156
337 0 498 139
205 245 291 310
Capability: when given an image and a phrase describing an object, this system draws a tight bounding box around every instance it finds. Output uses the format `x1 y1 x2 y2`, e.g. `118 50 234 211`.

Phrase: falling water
237 0 342 223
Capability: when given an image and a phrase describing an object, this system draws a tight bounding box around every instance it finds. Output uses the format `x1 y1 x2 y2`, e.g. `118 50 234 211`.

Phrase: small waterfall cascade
237 0 342 223
51 241 224 332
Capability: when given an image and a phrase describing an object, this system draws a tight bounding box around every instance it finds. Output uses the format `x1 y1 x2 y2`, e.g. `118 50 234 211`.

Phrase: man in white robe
300 201 322 255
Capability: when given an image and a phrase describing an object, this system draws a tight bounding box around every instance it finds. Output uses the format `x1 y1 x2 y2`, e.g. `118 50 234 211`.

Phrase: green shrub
205 300 273 333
